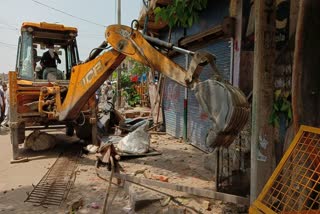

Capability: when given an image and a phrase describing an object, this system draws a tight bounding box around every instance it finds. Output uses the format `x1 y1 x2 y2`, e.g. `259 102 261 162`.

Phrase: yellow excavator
9 22 249 161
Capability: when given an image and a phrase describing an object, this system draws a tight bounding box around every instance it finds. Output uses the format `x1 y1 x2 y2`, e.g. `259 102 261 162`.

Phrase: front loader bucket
194 79 250 148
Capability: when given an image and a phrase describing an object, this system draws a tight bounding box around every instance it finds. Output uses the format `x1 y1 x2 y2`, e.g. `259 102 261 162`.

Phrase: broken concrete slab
125 182 165 212
162 205 186 214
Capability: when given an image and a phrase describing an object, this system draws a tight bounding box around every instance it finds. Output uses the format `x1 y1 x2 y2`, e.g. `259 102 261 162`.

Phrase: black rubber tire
66 124 74 136
75 122 92 140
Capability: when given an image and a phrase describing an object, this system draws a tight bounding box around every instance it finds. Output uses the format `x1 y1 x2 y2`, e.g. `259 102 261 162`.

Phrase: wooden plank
148 71 163 123
179 25 223 47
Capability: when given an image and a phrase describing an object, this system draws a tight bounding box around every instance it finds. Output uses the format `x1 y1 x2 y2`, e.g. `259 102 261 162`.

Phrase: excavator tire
10 123 26 145
66 124 74 136
75 122 92 140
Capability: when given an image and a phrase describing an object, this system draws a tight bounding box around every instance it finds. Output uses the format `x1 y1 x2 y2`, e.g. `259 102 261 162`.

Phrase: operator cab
16 22 80 81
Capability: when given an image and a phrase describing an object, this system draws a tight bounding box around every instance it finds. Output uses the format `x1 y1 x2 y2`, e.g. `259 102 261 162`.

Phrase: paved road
0 129 76 213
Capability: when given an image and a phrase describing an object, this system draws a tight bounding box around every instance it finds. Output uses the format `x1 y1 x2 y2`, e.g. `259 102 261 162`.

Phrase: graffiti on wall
163 81 181 111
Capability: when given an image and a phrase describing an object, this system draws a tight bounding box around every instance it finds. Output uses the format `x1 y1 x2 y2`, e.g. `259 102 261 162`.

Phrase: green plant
122 87 141 107
154 0 208 28
111 59 148 106
269 89 292 127
129 58 149 76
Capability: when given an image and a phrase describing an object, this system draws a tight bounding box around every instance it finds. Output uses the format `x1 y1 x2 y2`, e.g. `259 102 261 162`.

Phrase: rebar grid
25 148 80 207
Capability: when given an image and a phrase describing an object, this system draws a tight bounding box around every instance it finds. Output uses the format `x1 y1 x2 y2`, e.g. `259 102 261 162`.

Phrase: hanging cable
31 0 106 27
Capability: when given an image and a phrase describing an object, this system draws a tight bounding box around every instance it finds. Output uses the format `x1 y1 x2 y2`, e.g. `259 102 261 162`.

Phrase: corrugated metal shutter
162 75 185 138
163 39 232 152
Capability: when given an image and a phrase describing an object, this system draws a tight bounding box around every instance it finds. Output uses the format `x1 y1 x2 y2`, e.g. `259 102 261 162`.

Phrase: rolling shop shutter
163 39 232 152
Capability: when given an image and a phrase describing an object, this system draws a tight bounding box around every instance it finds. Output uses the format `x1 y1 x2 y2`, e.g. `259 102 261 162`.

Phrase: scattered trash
122 206 132 212
90 202 100 209
119 117 151 132
83 144 99 154
151 174 169 182
117 121 150 154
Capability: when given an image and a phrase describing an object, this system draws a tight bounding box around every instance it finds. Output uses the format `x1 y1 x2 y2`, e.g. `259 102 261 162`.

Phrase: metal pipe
172 46 195 55
183 54 189 142
143 35 195 55
116 0 122 109
25 125 67 130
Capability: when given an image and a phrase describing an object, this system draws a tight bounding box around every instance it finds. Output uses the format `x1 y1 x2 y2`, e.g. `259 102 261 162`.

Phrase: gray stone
125 183 164 212
163 205 186 214
25 130 56 151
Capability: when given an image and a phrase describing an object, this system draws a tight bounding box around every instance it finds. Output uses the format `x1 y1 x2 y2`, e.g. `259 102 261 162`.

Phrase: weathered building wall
161 1 232 152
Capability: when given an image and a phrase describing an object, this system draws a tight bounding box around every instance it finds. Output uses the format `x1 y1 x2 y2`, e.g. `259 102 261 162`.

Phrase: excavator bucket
194 79 250 148
186 50 250 148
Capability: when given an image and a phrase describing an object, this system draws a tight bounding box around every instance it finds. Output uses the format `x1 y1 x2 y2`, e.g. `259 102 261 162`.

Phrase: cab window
18 31 34 80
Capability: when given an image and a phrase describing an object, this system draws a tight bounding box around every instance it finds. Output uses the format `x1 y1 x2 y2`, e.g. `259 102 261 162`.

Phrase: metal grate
25 147 80 207
250 125 320 213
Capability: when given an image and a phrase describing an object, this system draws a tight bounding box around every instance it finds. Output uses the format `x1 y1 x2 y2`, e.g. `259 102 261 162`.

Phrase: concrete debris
202 200 211 211
91 186 98 191
126 183 165 212
160 196 171 207
25 130 56 151
90 202 100 209
151 174 169 182
133 168 147 176
68 197 84 211
163 205 186 214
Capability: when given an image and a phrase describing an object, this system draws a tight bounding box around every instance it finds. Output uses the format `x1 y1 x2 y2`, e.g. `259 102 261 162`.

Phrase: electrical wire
31 0 107 28
0 27 18 31
0 19 19 31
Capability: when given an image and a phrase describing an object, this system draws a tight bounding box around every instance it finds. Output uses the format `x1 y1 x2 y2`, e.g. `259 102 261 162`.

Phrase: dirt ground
0 127 248 213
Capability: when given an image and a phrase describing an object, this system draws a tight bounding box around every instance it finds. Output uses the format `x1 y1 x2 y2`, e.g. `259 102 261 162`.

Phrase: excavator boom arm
58 25 213 121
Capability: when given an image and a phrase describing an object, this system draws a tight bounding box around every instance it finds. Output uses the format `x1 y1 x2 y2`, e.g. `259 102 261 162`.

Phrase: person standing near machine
0 82 6 126
1 82 9 127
